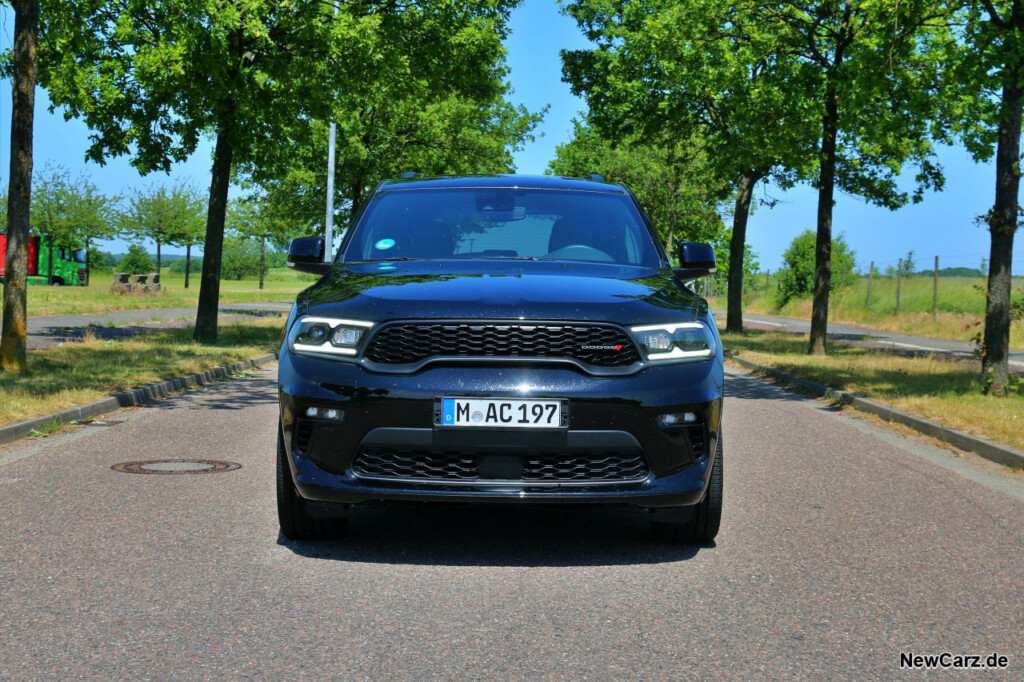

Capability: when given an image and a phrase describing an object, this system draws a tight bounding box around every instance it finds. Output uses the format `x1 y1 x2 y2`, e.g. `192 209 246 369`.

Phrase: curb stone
725 352 1024 470
0 353 277 448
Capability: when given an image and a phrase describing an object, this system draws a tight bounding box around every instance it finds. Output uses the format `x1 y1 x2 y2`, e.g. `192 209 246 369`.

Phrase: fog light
658 412 697 427
304 407 344 421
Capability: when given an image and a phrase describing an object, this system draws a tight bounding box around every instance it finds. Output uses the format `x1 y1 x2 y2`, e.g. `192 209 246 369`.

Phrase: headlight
287 316 374 358
630 321 716 363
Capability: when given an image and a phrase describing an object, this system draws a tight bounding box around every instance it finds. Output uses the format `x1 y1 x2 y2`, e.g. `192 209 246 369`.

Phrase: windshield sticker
374 238 395 251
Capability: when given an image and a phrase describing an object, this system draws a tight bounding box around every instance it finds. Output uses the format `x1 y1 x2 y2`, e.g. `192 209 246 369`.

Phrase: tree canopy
41 0 523 341
548 119 728 251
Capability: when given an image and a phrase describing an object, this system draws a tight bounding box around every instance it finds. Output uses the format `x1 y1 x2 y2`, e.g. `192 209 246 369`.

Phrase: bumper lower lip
288 447 710 508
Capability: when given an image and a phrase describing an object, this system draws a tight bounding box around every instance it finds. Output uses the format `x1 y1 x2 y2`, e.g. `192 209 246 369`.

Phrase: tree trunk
47 234 54 285
259 235 265 291
156 240 161 275
808 83 839 355
193 112 235 343
726 172 759 333
981 69 1023 395
184 244 191 290
84 236 90 286
1 0 37 373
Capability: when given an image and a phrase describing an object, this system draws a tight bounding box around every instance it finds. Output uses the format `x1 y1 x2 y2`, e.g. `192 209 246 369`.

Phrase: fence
702 252 1022 318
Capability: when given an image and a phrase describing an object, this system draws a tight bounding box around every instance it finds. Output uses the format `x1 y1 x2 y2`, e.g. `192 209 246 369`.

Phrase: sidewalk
23 302 292 349
712 309 1024 373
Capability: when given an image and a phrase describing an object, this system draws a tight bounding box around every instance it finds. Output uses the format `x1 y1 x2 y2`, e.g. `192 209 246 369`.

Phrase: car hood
297 260 707 325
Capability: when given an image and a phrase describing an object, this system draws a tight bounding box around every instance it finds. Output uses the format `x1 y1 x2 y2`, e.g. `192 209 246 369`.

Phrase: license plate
437 397 566 428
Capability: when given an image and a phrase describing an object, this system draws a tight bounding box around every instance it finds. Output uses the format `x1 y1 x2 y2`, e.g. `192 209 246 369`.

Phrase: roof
375 174 627 194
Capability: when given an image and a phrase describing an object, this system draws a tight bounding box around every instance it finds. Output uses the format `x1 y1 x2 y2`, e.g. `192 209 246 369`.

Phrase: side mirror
673 241 717 279
287 236 331 275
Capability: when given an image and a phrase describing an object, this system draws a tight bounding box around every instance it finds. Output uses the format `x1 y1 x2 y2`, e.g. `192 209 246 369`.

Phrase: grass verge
0 268 316 317
721 330 1024 452
710 275 1023 349
0 316 284 427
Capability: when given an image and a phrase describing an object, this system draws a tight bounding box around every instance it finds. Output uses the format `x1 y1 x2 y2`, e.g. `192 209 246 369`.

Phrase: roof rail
588 174 605 182
399 171 419 179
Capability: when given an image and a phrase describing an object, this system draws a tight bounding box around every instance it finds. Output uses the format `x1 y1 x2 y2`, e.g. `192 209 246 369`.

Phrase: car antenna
588 174 605 182
400 171 419 179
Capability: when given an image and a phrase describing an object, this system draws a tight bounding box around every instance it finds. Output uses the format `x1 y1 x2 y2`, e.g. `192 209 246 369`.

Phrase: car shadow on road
278 504 710 567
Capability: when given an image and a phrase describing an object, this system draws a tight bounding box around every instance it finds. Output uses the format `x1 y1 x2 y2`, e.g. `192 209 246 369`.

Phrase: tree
226 195 294 290
738 1 948 354
43 0 520 342
1 0 39 373
561 0 814 334
117 243 154 274
220 237 261 281
548 120 727 250
776 230 856 307
118 180 204 278
167 182 205 290
944 1 1024 395
242 88 541 239
32 165 116 285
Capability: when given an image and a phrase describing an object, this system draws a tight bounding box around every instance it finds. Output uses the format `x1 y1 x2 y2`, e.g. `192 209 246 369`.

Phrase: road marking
749 319 785 327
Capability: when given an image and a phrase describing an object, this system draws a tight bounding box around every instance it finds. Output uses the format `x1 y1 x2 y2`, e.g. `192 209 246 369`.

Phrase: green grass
0 317 285 426
711 275 1024 349
721 329 1024 452
1 267 317 317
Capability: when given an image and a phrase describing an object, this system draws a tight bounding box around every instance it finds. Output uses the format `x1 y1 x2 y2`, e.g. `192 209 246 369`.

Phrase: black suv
277 175 723 542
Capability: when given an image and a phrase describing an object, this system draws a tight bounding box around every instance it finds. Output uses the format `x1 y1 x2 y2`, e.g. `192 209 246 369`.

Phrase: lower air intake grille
294 419 315 452
352 448 649 484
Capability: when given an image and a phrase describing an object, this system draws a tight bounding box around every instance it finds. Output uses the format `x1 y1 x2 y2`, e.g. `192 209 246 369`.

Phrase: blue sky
1 1 1019 275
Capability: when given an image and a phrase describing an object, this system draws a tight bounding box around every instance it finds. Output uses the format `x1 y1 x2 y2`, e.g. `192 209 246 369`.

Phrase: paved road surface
1 366 1022 679
714 308 1024 371
21 302 293 349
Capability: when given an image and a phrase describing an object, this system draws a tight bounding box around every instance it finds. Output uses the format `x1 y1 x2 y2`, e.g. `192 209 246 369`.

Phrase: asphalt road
1 366 1022 679
714 308 1024 372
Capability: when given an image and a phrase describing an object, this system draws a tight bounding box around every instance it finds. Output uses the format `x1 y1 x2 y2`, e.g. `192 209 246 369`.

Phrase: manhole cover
111 459 241 475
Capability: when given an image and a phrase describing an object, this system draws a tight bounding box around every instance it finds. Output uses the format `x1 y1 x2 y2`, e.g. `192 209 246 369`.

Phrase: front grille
352 448 649 485
364 322 640 367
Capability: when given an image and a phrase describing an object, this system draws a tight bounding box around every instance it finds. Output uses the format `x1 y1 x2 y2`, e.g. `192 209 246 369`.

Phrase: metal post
932 255 938 317
866 261 873 308
323 1 339 262
896 257 902 314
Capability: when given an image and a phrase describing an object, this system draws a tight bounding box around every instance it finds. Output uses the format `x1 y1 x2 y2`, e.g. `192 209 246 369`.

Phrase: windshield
343 188 661 267
72 249 87 264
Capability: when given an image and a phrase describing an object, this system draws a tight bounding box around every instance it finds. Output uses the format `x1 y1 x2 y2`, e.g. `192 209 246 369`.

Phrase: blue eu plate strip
442 398 455 424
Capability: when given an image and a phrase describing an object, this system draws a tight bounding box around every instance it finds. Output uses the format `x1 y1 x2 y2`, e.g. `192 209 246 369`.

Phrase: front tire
277 426 345 541
653 434 723 543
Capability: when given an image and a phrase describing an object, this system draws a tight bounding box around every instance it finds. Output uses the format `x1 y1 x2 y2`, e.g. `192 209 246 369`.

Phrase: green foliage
777 231 856 307
32 164 117 245
220 238 261 281
118 181 205 256
548 120 728 249
39 0 525 340
117 244 155 274
91 251 119 268
169 257 203 275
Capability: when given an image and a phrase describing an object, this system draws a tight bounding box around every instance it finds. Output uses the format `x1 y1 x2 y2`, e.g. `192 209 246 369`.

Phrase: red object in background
0 234 40 276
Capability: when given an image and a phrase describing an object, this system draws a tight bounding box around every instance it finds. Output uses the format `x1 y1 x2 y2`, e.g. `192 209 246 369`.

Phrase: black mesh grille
364 322 640 367
353 448 649 484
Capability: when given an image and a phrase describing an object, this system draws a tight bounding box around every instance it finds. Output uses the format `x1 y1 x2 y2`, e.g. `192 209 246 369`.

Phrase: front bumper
279 351 723 509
